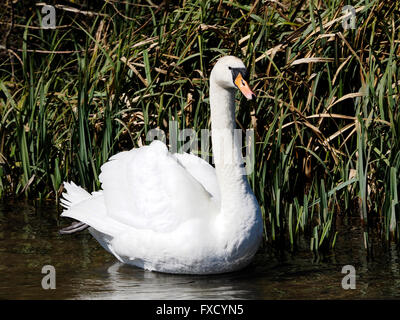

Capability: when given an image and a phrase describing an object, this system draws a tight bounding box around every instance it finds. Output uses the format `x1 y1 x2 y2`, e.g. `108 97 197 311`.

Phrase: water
0 200 399 300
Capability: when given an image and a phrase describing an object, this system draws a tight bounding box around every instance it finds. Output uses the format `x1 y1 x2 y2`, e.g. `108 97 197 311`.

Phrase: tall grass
0 0 399 251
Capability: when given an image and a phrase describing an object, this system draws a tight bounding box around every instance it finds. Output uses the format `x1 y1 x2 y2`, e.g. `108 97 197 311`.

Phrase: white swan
60 56 263 274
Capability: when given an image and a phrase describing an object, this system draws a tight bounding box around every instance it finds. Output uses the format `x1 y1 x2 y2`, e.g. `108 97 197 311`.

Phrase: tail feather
61 182 129 238
60 181 91 209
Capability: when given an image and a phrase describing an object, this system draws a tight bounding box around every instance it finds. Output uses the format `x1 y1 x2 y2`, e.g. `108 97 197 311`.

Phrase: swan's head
210 56 255 100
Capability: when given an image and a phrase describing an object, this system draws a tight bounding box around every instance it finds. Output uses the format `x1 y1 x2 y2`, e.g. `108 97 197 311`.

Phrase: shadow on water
0 200 399 299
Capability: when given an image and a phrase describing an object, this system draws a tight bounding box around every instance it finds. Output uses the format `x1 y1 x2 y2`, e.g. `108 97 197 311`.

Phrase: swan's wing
99 140 217 233
173 152 220 203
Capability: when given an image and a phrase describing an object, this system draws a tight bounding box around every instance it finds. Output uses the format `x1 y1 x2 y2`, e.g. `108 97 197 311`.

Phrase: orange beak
234 73 256 100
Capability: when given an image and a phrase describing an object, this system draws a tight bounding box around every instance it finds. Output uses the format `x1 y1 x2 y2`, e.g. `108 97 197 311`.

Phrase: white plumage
61 56 263 274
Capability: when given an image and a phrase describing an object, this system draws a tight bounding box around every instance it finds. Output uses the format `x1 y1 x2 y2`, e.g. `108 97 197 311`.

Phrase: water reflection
0 200 399 299
71 262 255 299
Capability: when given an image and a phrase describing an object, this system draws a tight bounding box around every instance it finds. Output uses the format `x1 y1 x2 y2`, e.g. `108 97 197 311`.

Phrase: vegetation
1 0 399 252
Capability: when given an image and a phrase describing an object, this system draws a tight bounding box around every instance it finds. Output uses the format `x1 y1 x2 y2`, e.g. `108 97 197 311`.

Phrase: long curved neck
209 79 248 213
209 73 262 256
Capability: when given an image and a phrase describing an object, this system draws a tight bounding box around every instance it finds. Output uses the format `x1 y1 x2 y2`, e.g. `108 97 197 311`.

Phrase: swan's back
98 140 219 233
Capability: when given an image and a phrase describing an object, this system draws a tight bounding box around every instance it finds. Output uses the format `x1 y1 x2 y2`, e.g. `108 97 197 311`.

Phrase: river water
0 200 399 299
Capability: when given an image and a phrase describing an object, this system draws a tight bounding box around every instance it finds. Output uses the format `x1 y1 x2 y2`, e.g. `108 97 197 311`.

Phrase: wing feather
98 140 217 232
173 152 220 203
